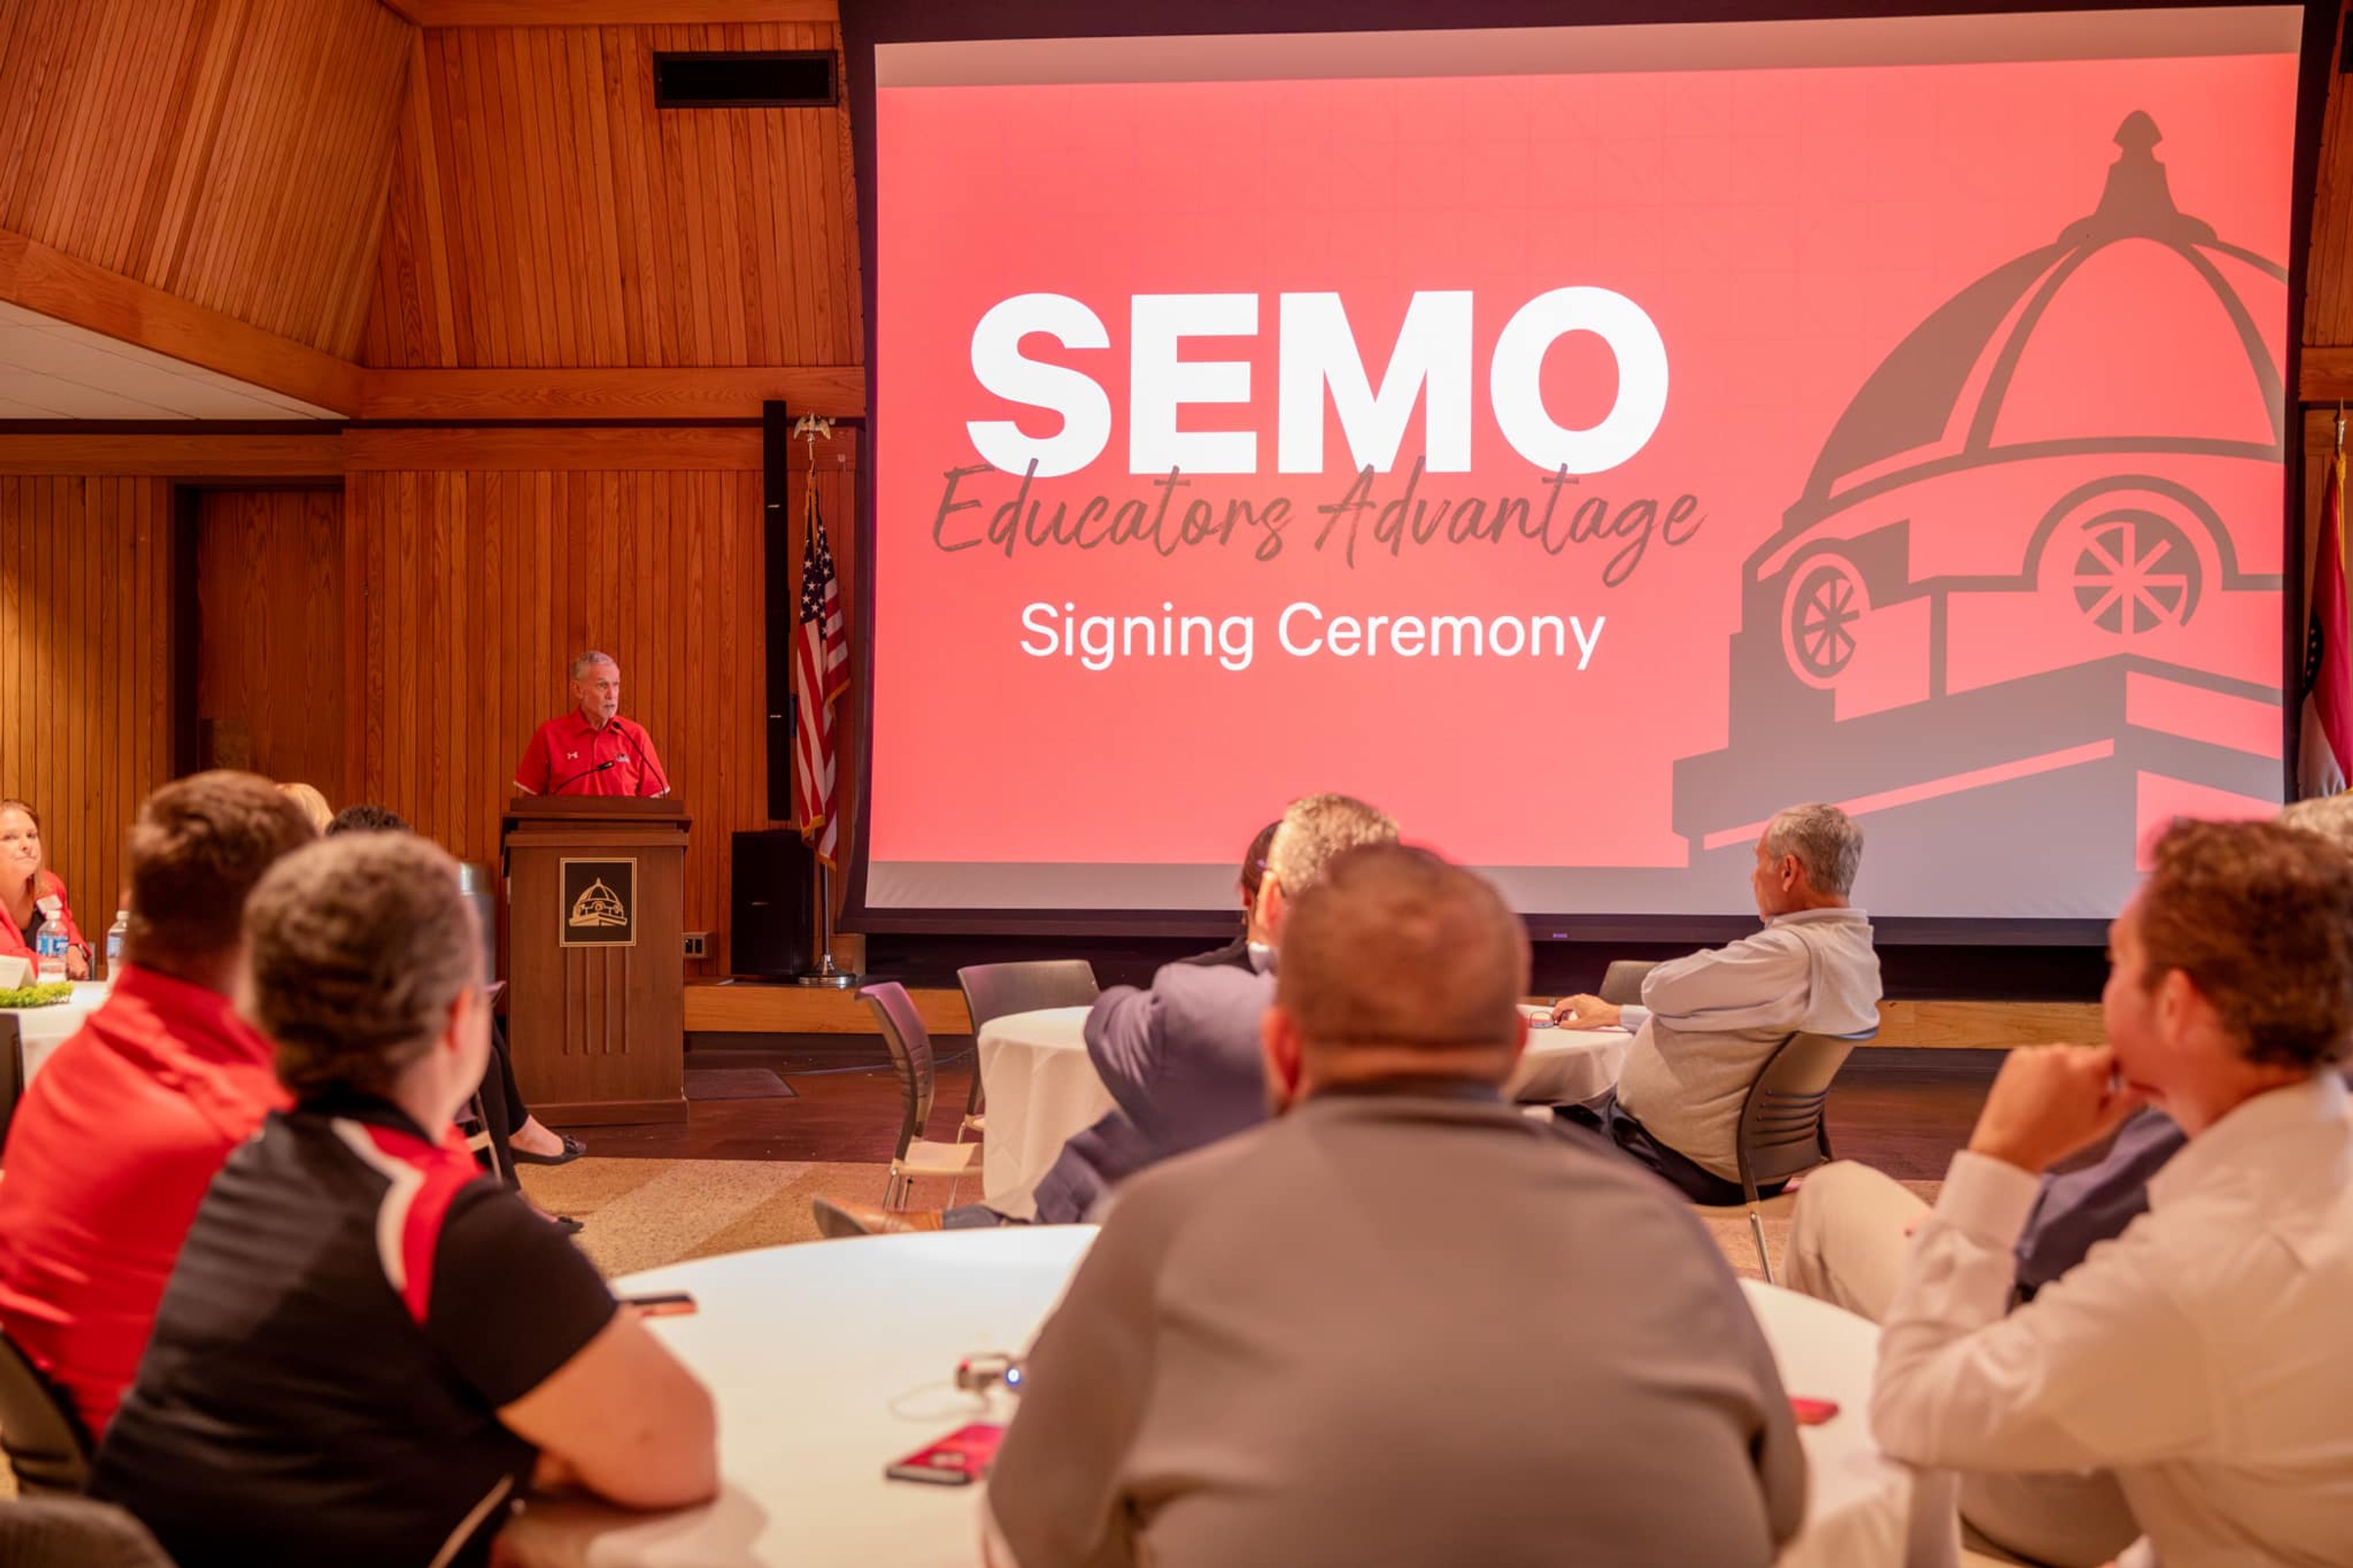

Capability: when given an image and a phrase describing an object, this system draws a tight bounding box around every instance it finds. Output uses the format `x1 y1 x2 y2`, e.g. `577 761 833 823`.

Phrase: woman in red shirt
1 798 89 979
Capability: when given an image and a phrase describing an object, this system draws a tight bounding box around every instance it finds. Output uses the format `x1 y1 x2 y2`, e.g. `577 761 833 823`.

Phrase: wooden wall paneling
343 445 825 979
0 0 414 357
360 20 862 371
0 474 175 939
193 488 346 794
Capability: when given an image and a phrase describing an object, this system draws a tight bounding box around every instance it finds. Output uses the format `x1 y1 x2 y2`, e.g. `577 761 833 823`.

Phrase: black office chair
953 961 1100 1138
857 983 981 1209
1694 1028 1873 1282
0 1325 93 1497
0 1498 176 1568
1596 960 1656 1007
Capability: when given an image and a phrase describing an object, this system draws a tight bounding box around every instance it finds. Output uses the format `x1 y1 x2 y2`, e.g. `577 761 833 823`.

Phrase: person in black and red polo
93 833 714 1568
513 650 670 798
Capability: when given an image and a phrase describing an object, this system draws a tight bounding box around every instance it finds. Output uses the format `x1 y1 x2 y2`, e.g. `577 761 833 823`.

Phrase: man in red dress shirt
514 651 670 799
0 771 315 1438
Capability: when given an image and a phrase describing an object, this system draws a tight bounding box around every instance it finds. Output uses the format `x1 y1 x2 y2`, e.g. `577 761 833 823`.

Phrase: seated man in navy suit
814 795 1396 1235
1180 820 1280 974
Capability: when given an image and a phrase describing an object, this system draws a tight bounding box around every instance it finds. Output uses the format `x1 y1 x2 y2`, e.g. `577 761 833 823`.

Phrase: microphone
550 757 620 794
620 717 670 797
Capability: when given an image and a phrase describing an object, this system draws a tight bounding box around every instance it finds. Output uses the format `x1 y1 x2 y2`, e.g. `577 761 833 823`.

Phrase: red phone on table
885 1423 1006 1485
1789 1396 1840 1426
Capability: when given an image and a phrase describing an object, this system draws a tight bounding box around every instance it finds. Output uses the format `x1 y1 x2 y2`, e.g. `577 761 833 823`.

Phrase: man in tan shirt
1871 819 2353 1568
985 845 1805 1568
1553 802 1881 1201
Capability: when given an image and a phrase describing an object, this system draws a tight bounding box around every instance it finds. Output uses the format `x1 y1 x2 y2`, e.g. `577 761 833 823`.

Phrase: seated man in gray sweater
985 846 1804 1568
1553 803 1882 1203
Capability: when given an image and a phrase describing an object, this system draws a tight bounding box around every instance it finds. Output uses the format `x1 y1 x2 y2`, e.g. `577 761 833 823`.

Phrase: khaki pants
1784 1163 2142 1568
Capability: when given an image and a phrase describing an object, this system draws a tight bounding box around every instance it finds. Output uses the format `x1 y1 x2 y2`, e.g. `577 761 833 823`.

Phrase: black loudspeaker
764 401 797 822
732 829 815 978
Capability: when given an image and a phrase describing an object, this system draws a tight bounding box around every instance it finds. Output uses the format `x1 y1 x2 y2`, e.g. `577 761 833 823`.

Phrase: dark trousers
468 1021 531 1189
1556 1091 1782 1206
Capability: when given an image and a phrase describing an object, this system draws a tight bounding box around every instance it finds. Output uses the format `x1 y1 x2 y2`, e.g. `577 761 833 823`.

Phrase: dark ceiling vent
653 51 837 109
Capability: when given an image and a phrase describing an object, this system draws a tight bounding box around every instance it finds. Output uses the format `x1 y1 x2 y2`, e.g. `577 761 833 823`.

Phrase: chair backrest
1597 960 1657 1007
1733 1029 1870 1197
0 1326 93 1497
0 1497 176 1567
957 961 1100 1037
857 982 936 1160
0 1013 21 1149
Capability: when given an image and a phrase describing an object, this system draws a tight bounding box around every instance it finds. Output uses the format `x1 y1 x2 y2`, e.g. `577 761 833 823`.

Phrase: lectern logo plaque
559 858 637 948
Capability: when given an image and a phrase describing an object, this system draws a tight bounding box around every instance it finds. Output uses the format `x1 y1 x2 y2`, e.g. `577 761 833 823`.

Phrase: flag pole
791 414 859 989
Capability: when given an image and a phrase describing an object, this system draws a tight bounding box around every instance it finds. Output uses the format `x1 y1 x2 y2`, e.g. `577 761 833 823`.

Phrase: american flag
794 482 851 862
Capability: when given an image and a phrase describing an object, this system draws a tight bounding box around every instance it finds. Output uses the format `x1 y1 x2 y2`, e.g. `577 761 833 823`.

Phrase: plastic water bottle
105 911 128 985
34 930 66 985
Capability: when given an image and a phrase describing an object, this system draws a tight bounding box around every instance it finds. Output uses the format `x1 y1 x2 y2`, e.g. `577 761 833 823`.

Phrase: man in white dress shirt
1871 817 2353 1568
1553 803 1882 1202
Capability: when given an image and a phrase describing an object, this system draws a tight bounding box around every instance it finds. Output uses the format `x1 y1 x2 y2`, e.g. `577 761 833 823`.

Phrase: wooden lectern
502 796 691 1124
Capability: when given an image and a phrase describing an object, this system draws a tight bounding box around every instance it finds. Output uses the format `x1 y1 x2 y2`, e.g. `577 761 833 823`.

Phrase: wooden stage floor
559 1042 2003 1183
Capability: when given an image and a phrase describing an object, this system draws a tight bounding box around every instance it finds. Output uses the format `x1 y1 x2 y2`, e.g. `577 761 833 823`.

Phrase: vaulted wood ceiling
0 0 859 420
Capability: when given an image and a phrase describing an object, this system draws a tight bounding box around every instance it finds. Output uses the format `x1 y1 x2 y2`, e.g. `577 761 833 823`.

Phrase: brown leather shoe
812 1197 944 1238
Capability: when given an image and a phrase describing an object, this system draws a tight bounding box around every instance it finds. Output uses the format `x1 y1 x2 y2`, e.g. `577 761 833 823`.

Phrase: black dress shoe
513 1132 588 1167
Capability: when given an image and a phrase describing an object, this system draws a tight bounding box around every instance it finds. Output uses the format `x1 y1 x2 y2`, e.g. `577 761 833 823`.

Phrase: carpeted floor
522 1159 1942 1283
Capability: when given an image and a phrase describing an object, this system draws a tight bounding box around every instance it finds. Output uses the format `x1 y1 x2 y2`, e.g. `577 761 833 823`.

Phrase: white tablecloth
503 1231 1949 1568
4 980 108 1087
974 1006 1630 1219
974 1008 1113 1221
1511 1003 1634 1104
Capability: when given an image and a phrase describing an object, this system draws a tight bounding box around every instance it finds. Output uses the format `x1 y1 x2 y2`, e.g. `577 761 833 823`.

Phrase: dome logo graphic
1673 113 2286 917
570 881 627 928
559 858 637 947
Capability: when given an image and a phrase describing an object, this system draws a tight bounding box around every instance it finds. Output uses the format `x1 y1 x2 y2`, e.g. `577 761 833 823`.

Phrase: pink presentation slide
867 23 2295 918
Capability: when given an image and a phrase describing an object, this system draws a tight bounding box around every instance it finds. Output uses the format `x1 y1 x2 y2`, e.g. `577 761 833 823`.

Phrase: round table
4 979 108 1088
501 1230 1949 1568
974 1006 1631 1219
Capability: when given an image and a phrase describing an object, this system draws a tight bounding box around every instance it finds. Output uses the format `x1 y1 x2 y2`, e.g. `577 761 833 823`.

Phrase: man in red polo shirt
513 651 670 798
0 771 314 1438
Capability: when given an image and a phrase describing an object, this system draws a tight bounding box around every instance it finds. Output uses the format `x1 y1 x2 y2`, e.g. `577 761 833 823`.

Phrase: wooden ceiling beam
0 228 365 417
341 424 764 470
358 366 865 422
2302 348 2353 404
0 432 347 478
375 0 836 24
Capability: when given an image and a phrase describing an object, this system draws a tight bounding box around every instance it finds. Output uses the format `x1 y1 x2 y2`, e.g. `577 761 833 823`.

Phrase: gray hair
2281 792 2353 855
570 650 617 680
1268 793 1400 898
1762 803 1863 898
